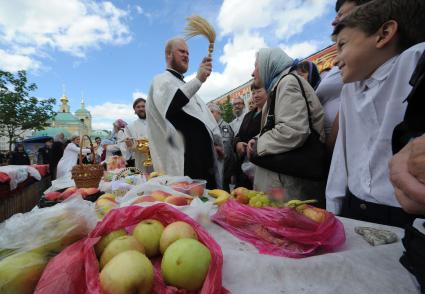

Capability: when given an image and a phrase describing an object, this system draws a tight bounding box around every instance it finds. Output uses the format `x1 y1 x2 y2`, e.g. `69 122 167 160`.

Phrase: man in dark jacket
49 133 65 179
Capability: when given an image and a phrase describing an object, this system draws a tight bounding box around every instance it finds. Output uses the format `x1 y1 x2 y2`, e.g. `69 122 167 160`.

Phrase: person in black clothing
233 84 268 188
9 143 31 165
49 133 65 179
37 138 53 164
146 38 223 189
389 49 425 293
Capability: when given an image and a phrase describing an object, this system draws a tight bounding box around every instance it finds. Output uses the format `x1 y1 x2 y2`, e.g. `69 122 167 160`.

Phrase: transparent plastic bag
241 159 255 182
119 182 193 207
212 200 346 258
0 197 97 293
148 175 207 197
35 204 228 294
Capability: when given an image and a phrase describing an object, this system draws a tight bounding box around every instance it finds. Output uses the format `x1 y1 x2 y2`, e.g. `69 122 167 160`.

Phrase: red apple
61 187 78 199
131 195 156 205
170 181 190 193
164 196 191 206
188 184 205 197
78 187 100 197
44 191 62 201
151 190 171 201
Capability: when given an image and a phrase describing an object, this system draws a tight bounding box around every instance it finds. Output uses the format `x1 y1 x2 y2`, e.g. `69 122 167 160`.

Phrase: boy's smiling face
334 27 380 83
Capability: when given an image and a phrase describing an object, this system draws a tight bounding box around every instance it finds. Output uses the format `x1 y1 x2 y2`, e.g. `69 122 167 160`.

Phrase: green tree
0 70 56 151
219 96 234 123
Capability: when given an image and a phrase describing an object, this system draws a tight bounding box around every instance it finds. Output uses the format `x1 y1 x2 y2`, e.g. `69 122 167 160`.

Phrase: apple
151 190 171 201
96 199 117 219
98 193 116 202
100 236 145 269
79 187 100 197
131 195 156 205
95 229 127 257
132 219 164 257
44 191 62 201
61 187 78 199
170 181 190 193
164 196 191 206
188 183 205 197
231 187 249 198
100 250 154 294
235 193 249 204
161 239 211 291
0 251 48 294
159 221 197 254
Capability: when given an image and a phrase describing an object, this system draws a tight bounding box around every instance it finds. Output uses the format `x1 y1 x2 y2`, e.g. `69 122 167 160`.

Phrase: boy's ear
375 20 398 49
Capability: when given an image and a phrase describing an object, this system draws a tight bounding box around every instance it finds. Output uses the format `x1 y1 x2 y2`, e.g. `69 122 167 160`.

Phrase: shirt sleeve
325 103 348 215
166 78 202 118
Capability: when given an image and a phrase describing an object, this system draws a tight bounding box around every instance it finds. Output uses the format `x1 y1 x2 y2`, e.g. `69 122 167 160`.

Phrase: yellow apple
132 219 164 257
100 236 145 269
159 221 197 254
100 250 154 294
95 229 127 257
0 251 48 294
161 238 211 291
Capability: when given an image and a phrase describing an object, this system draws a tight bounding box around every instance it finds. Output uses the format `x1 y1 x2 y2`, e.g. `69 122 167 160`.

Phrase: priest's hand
125 138 133 148
196 56 212 83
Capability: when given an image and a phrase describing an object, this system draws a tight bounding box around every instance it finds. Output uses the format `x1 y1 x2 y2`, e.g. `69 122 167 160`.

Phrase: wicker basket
71 135 104 188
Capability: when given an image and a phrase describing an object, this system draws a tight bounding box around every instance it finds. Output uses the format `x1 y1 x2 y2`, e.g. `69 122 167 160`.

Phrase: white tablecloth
203 216 420 294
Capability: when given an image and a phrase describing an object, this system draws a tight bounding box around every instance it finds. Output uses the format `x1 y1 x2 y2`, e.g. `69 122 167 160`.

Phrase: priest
146 37 223 188
124 97 149 171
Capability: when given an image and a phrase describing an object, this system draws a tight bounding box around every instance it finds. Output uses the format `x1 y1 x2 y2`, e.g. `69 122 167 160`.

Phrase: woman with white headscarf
56 135 91 179
247 48 326 203
104 119 131 162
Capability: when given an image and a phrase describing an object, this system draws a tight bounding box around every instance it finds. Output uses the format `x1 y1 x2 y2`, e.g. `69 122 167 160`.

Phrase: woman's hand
246 139 257 159
236 142 247 157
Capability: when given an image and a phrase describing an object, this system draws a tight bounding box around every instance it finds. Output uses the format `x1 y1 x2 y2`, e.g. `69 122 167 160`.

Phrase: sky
0 0 337 131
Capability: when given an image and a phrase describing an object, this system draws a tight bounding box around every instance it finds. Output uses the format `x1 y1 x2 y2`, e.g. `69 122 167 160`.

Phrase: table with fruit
0 173 420 294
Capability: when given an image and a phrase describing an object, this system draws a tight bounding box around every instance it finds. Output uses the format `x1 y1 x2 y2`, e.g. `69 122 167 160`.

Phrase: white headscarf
257 48 294 93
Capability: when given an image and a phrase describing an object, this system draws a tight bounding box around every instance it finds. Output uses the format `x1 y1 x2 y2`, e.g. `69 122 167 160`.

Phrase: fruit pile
209 188 326 223
96 220 212 293
168 180 206 197
132 190 193 206
95 193 119 219
44 187 99 202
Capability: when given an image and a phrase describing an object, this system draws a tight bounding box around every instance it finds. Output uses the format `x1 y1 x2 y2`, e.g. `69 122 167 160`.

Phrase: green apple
161 238 211 291
100 250 154 294
159 221 198 254
95 229 127 257
0 251 48 294
100 236 145 269
132 219 164 257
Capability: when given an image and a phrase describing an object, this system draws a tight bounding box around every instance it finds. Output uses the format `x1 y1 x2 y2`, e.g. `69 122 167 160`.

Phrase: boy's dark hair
95 137 101 141
333 0 425 51
335 0 371 12
133 97 146 109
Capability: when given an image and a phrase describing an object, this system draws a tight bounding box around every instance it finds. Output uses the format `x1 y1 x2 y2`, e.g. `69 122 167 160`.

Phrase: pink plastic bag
211 200 345 258
35 204 228 294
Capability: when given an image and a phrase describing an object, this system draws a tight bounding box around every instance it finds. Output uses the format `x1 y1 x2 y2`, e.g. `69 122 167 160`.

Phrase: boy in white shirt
326 0 425 227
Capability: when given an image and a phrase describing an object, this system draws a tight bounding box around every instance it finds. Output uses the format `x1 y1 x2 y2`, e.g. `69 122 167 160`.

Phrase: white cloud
87 102 134 130
132 91 148 100
0 0 131 71
135 5 143 14
196 0 331 101
218 0 332 39
280 41 320 59
0 49 41 72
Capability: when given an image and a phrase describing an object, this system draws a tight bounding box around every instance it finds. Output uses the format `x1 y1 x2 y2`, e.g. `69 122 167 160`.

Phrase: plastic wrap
119 182 193 207
212 200 345 258
35 204 228 294
0 197 97 293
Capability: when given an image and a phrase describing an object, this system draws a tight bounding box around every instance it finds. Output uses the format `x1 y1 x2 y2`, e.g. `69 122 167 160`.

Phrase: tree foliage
0 70 56 151
219 96 234 123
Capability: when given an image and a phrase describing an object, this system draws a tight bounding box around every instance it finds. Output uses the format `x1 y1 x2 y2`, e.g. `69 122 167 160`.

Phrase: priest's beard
137 113 146 119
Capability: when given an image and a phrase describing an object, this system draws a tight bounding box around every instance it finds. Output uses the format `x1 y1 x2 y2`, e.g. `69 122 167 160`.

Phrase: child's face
334 27 379 83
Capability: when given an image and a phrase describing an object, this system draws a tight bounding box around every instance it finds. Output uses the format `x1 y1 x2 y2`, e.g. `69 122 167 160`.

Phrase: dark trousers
341 190 417 228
